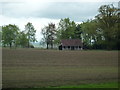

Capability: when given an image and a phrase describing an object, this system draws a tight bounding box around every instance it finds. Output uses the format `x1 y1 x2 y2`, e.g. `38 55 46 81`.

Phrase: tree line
41 4 119 50
1 22 37 48
1 4 119 50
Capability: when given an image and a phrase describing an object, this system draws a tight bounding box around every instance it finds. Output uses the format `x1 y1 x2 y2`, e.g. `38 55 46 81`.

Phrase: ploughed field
2 48 118 88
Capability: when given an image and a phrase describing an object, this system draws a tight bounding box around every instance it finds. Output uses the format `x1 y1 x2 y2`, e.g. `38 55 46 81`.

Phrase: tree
54 18 83 47
56 18 79 44
17 31 28 48
0 26 2 47
81 20 98 49
2 24 19 48
95 4 119 49
57 18 75 39
74 24 82 39
48 23 56 49
80 4 119 50
25 22 37 48
41 26 49 49
41 23 56 49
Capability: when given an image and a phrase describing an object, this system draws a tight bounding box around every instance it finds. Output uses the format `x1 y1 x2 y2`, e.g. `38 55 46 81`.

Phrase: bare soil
2 48 119 88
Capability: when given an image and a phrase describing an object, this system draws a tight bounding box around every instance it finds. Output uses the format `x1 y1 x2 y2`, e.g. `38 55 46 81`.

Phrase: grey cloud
34 2 101 21
1 2 117 22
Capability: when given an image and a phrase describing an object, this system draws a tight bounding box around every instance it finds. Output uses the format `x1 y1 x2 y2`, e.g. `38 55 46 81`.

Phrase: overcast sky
0 0 119 41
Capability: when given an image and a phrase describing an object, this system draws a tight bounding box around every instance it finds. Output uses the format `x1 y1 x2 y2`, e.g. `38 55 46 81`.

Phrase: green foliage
43 4 119 50
95 4 119 50
81 20 97 46
74 24 82 39
2 24 19 48
0 26 2 47
17 31 28 48
1 23 37 48
57 18 76 39
1 4 119 50
25 22 37 48
81 4 119 50
55 18 82 45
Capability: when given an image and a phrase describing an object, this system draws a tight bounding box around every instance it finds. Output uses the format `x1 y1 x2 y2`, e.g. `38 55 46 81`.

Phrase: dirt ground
2 48 119 88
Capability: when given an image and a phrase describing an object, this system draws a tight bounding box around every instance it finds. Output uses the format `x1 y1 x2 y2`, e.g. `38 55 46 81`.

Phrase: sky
0 0 119 41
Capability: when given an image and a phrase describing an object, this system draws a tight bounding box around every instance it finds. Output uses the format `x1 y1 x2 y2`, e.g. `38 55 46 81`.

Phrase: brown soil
2 48 118 88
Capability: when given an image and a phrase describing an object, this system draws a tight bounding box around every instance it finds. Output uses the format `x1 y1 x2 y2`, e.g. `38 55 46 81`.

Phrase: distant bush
29 45 34 48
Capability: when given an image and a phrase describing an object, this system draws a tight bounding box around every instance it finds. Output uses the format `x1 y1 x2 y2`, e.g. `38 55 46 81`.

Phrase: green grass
48 82 118 88
2 82 118 90
3 82 118 90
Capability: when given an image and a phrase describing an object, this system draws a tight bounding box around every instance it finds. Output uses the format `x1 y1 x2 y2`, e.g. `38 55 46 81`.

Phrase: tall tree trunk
9 43 12 48
47 42 48 49
51 42 53 49
28 35 30 48
28 40 30 48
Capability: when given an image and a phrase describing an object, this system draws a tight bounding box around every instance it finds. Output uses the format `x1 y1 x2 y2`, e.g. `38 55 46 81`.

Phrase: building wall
62 46 82 50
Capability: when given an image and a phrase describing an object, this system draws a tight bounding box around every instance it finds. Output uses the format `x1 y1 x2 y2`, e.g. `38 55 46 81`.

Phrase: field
2 48 119 88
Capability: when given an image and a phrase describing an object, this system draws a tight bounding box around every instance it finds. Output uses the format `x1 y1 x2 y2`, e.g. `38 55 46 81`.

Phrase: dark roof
61 39 83 46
